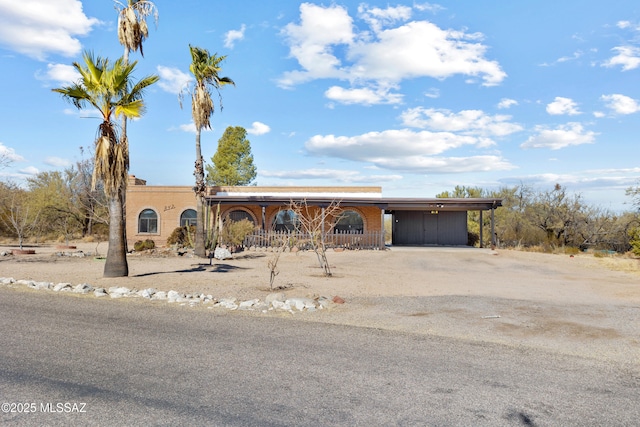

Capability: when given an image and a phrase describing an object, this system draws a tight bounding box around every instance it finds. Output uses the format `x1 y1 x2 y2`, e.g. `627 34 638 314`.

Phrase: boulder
213 247 233 260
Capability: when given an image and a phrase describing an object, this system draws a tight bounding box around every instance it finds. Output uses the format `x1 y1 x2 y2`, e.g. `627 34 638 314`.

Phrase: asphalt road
1 287 639 426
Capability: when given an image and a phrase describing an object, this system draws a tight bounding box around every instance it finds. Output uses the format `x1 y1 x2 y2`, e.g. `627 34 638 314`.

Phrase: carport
382 198 502 247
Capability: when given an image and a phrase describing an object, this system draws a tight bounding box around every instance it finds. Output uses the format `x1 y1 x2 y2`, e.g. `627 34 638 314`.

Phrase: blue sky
0 1 639 212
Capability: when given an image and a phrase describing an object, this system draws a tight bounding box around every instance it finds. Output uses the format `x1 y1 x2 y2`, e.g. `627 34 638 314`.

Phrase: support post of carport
491 207 496 247
479 210 484 248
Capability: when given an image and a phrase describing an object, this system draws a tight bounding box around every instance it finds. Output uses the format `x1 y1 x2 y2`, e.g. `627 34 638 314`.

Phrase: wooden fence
243 230 385 250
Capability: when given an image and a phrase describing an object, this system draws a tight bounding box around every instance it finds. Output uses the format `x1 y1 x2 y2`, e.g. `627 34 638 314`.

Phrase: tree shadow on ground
133 263 248 277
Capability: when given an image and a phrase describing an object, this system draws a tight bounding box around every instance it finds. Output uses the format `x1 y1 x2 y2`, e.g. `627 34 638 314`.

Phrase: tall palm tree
53 51 159 277
114 1 158 251
182 45 234 257
114 0 158 63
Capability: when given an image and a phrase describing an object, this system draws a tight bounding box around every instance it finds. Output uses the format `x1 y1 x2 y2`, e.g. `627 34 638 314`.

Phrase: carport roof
205 195 502 211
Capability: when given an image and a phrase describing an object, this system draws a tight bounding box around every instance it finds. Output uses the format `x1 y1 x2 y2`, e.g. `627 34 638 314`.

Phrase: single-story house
126 175 502 249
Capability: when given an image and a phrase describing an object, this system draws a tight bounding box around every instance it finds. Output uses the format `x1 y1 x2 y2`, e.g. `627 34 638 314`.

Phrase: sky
0 1 639 212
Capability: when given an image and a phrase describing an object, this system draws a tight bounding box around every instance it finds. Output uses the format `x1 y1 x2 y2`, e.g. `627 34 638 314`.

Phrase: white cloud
0 0 100 60
224 24 246 49
546 97 581 115
19 166 39 176
261 168 403 183
279 3 354 87
247 121 271 135
325 85 403 105
414 3 446 13
304 128 515 174
0 142 25 162
601 94 640 114
497 98 518 109
278 3 506 93
400 107 523 137
602 46 640 71
157 66 192 95
521 122 597 150
357 4 412 33
38 63 80 85
44 156 71 167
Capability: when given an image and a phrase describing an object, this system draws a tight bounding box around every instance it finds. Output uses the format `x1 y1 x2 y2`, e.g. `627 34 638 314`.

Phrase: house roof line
205 195 502 211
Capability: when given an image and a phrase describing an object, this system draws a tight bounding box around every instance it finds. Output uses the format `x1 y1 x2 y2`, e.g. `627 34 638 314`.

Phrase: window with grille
180 209 197 227
138 209 158 233
335 210 364 233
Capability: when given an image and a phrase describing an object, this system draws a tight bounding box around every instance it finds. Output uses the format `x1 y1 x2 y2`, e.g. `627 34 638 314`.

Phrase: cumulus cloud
602 46 640 71
546 97 581 115
37 63 80 85
157 66 192 95
304 128 515 174
325 85 403 105
497 98 518 109
0 0 100 60
357 4 412 33
0 142 25 162
601 94 640 114
400 107 523 137
224 24 246 49
521 123 597 150
44 156 71 167
247 121 271 135
19 166 39 176
261 168 403 183
278 3 506 100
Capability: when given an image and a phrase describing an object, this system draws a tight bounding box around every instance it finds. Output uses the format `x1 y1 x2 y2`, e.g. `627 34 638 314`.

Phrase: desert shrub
628 226 640 257
220 218 255 247
167 225 195 247
134 239 155 251
467 231 479 247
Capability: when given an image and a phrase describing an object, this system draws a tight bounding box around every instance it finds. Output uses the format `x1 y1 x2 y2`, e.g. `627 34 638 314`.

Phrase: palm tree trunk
104 187 129 277
194 129 206 257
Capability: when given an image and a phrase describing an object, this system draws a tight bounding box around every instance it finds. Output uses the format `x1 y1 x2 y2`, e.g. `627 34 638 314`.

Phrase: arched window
138 209 158 233
227 209 255 225
180 209 197 227
273 209 299 232
335 210 364 233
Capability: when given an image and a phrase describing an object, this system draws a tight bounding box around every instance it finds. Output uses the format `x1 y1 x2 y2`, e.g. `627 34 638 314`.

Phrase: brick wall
126 176 383 247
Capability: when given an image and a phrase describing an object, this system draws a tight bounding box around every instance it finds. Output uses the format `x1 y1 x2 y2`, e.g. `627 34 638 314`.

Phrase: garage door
392 211 468 246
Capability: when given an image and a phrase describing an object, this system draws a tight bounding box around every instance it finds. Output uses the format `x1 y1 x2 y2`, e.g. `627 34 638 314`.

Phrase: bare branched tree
289 199 342 277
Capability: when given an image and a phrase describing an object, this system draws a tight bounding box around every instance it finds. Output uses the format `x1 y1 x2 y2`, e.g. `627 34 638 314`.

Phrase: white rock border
0 277 338 314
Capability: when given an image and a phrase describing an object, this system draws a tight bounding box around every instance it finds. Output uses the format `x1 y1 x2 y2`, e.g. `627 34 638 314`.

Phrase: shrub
220 219 255 248
134 239 155 251
167 225 195 248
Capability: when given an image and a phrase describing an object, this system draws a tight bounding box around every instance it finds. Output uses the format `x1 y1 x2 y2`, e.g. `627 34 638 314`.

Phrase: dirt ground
1 242 639 367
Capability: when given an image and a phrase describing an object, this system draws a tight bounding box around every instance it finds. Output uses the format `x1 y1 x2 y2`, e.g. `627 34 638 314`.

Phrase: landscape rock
73 283 93 294
153 291 168 300
287 297 316 311
265 292 286 305
213 247 233 260
138 288 157 299
0 277 15 284
94 288 108 297
167 290 183 303
214 297 238 310
239 299 260 310
108 287 132 298
332 295 345 304
53 283 72 292
30 281 52 291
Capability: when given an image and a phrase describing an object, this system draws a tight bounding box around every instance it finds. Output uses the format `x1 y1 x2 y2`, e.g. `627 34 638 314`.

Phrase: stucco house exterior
126 175 502 249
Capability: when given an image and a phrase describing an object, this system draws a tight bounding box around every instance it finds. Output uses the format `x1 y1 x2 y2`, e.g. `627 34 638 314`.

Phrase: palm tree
181 45 234 257
114 1 158 250
53 51 159 277
114 0 159 62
